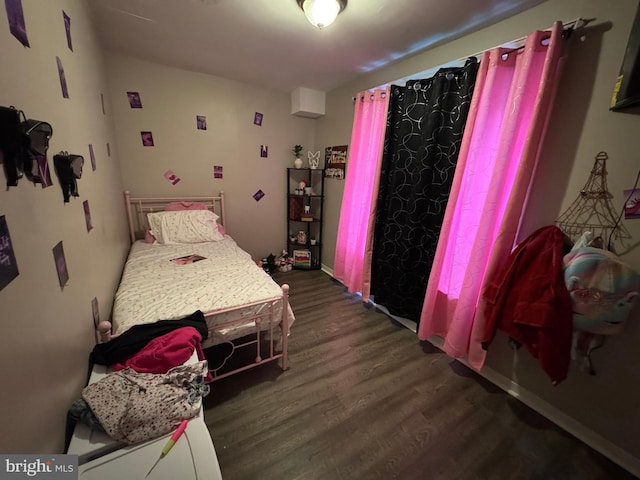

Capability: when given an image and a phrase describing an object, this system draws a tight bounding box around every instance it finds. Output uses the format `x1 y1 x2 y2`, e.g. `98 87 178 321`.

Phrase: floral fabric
82 361 208 444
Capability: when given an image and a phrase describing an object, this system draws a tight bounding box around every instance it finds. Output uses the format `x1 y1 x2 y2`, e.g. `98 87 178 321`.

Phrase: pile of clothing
69 311 212 445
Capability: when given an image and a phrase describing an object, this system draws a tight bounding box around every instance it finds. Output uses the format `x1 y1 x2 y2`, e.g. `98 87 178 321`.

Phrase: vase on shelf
294 157 303 168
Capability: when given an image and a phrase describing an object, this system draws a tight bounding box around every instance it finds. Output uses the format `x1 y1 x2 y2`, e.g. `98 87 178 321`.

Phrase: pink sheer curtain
333 87 390 301
417 22 566 369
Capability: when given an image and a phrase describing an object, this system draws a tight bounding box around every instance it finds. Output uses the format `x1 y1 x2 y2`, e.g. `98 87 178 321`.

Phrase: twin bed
97 190 294 381
71 191 287 474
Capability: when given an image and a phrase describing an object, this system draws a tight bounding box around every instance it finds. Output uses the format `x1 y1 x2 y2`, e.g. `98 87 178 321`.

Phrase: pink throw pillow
144 228 156 243
165 201 208 211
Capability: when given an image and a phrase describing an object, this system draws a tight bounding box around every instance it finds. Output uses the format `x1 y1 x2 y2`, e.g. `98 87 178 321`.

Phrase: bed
97 191 294 381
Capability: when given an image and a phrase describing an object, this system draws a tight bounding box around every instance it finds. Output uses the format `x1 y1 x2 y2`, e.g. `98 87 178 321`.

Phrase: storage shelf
287 168 324 270
288 241 321 247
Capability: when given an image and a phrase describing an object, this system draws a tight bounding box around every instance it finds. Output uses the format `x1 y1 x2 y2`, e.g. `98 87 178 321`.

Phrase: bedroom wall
0 0 129 453
316 0 640 474
104 54 317 261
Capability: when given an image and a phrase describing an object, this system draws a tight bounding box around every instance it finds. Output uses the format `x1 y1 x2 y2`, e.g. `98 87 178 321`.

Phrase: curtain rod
354 17 591 101
466 17 590 59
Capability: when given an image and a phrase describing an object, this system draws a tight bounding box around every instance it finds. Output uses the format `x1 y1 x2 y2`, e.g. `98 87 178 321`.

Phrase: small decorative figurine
308 150 320 169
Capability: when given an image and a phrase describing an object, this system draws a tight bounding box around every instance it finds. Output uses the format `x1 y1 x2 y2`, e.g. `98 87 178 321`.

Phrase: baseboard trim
426 336 640 478
320 264 333 277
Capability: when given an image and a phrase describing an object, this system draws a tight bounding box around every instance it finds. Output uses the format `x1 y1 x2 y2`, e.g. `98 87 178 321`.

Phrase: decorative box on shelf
289 197 304 220
300 213 314 222
293 249 311 268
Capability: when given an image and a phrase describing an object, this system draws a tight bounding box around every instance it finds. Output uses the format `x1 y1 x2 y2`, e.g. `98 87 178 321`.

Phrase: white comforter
112 237 294 346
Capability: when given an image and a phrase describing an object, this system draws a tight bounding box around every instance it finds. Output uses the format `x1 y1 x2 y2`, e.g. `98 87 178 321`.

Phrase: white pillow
147 210 224 244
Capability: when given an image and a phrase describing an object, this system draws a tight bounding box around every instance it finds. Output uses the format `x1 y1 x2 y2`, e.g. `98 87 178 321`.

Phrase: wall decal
5 0 30 47
196 115 207 130
0 215 19 291
624 188 640 219
213 165 223 179
253 112 263 126
164 170 180 185
52 241 69 288
83 200 93 232
260 145 268 158
63 10 72 51
100 93 106 115
88 144 96 171
253 189 265 202
91 297 99 328
106 143 110 157
56 56 69 98
141 131 154 147
127 91 142 108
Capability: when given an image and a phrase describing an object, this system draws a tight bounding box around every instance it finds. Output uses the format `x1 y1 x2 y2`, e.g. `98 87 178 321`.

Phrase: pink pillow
144 228 156 243
165 201 208 211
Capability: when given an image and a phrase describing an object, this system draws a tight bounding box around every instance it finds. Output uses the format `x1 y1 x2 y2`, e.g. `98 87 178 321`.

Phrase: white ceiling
87 0 547 93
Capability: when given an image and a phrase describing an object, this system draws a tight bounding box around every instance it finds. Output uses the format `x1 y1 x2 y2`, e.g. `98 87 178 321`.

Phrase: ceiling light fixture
296 0 347 29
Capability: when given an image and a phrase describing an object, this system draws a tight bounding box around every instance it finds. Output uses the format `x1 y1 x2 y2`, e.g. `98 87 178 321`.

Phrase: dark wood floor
203 269 637 480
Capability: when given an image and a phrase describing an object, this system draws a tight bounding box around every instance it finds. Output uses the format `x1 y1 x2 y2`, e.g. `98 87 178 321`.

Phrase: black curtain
370 59 479 324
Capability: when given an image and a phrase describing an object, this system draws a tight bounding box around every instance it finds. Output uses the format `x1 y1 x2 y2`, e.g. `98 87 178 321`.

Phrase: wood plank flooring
203 269 637 480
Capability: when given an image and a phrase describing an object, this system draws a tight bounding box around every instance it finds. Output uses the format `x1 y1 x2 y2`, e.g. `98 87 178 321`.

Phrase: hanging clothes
480 225 574 384
370 59 479 323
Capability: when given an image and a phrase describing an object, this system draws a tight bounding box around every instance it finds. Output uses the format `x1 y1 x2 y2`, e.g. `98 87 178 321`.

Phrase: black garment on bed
90 310 208 365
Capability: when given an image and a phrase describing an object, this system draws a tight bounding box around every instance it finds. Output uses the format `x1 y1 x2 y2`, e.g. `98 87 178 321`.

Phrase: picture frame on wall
0 216 19 291
325 145 348 179
52 241 69 288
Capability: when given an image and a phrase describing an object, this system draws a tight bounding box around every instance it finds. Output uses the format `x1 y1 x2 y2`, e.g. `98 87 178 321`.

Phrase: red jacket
480 225 573 384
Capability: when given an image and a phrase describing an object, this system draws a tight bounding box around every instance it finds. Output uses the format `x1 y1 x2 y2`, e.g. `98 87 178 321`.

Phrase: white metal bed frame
96 191 290 381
